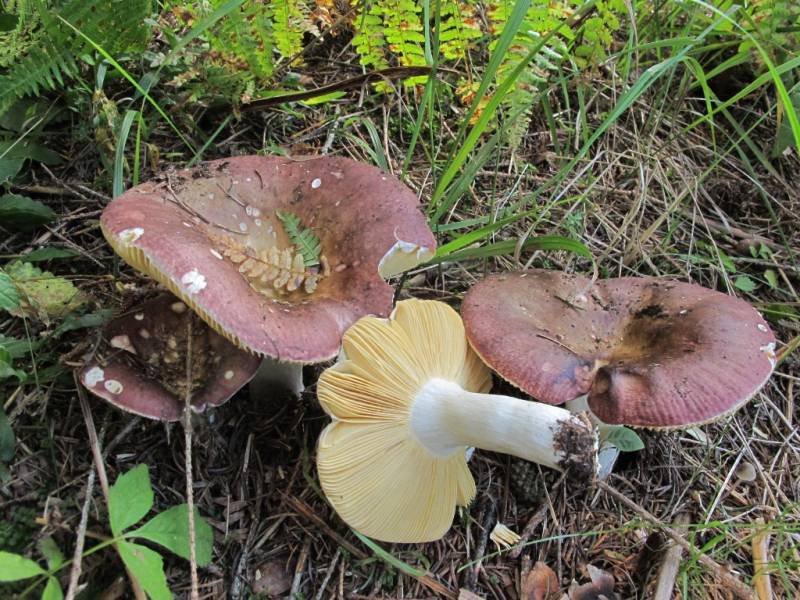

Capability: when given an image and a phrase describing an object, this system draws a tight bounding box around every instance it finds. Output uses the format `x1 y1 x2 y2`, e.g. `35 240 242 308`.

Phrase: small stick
653 513 691 600
509 473 565 560
599 480 756 600
76 379 146 600
752 518 773 600
183 319 200 600
64 469 95 600
290 537 313 598
313 547 341 600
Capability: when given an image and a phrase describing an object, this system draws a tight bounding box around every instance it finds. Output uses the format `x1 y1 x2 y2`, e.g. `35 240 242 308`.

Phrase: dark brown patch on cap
463 270 777 427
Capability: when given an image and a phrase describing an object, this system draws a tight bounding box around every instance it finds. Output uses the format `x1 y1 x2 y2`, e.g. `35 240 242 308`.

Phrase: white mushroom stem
410 378 598 476
566 394 620 480
249 358 304 398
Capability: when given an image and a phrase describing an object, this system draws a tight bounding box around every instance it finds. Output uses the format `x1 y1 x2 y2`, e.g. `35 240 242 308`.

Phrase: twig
653 513 690 600
64 469 95 600
508 473 565 560
467 500 495 590
313 547 341 600
752 518 773 600
290 537 312 598
183 319 200 600
598 480 756 600
76 378 146 600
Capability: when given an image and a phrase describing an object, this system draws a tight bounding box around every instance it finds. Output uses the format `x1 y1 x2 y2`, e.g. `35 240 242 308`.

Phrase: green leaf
2 261 85 322
108 464 154 536
764 269 778 289
116 541 171 600
0 12 19 32
0 141 62 165
38 537 64 570
127 504 213 566
761 303 799 323
53 309 113 337
0 359 27 382
21 248 79 262
717 248 736 273
0 194 56 231
0 157 24 185
0 334 40 358
0 406 15 462
276 211 321 267
734 275 757 292
605 426 645 452
42 577 64 600
0 551 45 581
0 272 20 312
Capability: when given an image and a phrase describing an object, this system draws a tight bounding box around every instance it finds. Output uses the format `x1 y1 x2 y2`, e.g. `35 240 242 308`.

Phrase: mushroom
462 269 776 431
316 298 598 543
80 294 260 421
100 155 436 393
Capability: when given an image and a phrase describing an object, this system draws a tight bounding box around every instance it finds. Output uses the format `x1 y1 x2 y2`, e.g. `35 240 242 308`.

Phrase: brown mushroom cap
80 295 260 421
100 156 436 363
462 270 777 428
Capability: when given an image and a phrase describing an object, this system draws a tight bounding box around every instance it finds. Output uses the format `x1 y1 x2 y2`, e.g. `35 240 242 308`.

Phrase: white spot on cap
239 222 248 232
311 178 322 189
254 218 262 227
210 249 223 260
224 370 234 380
208 193 215 200
110 335 135 354
757 323 768 333
181 269 207 294
245 205 254 216
119 227 144 244
104 380 124 395
171 301 187 313
331 171 343 179
245 177 252 182
183 222 192 228
84 366 105 387
134 313 145 321
760 342 777 368
139 328 151 339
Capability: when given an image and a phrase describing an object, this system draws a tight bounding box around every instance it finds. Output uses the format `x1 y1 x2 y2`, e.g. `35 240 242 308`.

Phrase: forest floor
2 18 800 600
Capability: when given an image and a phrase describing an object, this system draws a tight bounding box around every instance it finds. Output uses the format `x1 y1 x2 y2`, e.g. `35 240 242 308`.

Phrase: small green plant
277 210 321 267
0 464 213 600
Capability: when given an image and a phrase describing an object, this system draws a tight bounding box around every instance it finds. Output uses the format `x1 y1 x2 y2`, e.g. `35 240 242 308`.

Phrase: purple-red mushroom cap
100 156 436 363
462 270 777 428
80 294 260 421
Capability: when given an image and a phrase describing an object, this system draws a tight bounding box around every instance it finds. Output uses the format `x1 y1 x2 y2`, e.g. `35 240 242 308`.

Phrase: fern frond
269 0 312 62
0 0 153 113
381 0 427 86
439 0 482 61
353 1 391 86
277 211 321 267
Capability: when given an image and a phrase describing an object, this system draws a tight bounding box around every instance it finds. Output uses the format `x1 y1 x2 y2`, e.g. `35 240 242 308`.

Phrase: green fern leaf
276 211 321 267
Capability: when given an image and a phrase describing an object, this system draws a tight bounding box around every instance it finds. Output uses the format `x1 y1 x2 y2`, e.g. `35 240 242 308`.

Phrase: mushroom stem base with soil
565 394 620 480
411 378 598 478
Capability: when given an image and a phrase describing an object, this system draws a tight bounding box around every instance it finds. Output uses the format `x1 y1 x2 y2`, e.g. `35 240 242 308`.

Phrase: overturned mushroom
100 156 436 390
462 270 777 428
316 299 597 543
80 294 260 421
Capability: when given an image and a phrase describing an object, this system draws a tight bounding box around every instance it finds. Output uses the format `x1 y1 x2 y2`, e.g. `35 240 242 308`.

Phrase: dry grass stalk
752 518 773 600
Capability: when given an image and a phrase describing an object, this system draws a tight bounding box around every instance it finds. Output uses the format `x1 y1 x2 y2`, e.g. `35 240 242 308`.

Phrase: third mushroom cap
462 270 777 428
